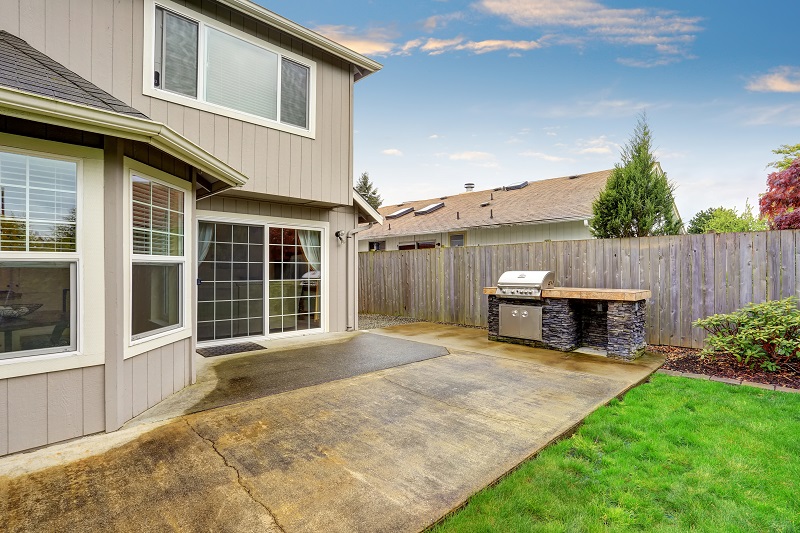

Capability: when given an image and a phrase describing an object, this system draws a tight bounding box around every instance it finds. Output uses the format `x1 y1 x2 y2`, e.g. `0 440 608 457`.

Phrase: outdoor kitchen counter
483 287 651 302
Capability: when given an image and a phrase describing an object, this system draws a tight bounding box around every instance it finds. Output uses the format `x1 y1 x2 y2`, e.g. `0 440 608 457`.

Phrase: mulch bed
651 345 800 390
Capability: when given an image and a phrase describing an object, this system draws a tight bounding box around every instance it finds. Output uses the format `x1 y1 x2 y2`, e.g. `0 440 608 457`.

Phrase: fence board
358 229 800 349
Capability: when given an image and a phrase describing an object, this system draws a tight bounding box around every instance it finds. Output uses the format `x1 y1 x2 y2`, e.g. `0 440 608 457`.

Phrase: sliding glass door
197 220 323 342
197 222 264 342
267 227 322 334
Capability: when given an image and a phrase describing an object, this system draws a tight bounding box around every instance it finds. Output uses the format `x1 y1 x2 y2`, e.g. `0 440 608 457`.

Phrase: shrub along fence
358 229 800 349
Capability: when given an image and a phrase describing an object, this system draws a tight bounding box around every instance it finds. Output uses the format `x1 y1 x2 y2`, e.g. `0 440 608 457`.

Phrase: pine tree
590 113 683 238
354 171 382 210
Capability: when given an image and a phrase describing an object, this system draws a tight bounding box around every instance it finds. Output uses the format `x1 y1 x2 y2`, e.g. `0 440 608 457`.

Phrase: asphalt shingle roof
0 31 148 119
361 169 613 239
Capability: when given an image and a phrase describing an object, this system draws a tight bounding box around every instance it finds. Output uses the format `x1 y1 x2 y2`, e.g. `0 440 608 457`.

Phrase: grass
433 374 800 532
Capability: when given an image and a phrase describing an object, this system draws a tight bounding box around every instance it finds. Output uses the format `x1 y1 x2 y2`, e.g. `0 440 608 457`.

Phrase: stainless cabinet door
499 304 520 338
519 306 542 341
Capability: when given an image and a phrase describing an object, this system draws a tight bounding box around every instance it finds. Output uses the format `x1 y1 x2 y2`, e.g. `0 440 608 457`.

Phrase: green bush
693 297 800 372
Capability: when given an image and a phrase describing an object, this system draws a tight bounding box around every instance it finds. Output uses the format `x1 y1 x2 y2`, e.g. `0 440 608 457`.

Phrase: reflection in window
0 262 76 359
0 152 77 252
131 263 181 339
268 227 322 334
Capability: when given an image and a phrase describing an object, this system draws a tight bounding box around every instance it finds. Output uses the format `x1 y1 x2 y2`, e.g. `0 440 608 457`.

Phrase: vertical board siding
122 338 192 422
359 229 800 349
0 0 354 205
46 368 84 444
7 374 48 453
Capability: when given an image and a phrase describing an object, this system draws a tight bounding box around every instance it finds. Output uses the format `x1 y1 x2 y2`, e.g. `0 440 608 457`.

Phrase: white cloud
382 148 404 156
313 25 397 56
746 67 800 93
449 151 494 161
401 36 541 55
741 104 800 127
576 136 619 155
518 151 572 162
473 0 702 63
429 134 443 139
423 12 465 32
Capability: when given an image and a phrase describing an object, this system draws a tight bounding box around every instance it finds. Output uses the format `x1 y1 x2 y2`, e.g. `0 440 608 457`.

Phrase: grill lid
496 270 555 298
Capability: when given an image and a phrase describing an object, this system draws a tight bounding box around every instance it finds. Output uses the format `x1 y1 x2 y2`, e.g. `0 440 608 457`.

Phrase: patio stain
0 420 281 533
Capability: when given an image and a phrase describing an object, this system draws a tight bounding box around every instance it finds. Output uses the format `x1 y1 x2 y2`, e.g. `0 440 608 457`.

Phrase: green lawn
433 374 800 532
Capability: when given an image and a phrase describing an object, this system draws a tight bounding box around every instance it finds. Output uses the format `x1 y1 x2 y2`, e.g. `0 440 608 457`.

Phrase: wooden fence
358 230 800 348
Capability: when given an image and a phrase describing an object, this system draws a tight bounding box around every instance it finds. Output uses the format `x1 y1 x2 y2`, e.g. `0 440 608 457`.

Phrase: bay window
151 2 313 132
130 174 186 341
0 150 78 359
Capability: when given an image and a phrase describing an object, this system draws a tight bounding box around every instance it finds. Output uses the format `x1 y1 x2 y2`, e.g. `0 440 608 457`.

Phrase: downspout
339 222 375 331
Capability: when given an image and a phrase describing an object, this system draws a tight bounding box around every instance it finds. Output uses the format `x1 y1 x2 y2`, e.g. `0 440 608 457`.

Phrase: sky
260 0 799 222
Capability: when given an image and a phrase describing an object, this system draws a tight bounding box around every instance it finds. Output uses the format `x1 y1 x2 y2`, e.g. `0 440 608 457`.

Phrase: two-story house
0 0 381 456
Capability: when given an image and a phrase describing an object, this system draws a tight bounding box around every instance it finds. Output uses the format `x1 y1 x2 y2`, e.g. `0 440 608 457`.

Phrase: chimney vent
465 182 475 192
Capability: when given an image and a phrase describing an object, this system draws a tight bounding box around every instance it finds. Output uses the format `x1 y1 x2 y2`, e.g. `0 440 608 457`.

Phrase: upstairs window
152 3 313 131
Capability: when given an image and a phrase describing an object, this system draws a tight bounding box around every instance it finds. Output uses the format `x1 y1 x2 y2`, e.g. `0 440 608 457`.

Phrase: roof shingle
0 31 149 119
362 169 612 238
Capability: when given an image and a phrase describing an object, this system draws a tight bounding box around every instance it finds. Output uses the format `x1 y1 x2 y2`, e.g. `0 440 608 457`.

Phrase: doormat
197 342 267 358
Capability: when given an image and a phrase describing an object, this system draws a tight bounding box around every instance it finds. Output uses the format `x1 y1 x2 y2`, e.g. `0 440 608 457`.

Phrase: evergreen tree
354 171 382 210
590 113 682 238
687 207 716 234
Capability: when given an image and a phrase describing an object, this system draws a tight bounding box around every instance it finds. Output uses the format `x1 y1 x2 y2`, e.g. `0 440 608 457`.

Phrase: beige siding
359 221 593 251
122 338 192 420
0 366 105 456
197 196 358 332
0 0 356 206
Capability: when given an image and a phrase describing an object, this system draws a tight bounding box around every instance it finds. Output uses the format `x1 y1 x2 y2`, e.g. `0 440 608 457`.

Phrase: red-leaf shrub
760 158 800 229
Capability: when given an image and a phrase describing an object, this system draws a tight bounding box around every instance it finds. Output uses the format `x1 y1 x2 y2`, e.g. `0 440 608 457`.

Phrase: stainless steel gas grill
495 270 555 299
494 270 555 341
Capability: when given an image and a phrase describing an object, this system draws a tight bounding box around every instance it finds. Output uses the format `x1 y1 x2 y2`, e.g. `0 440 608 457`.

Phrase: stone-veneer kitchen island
484 287 651 360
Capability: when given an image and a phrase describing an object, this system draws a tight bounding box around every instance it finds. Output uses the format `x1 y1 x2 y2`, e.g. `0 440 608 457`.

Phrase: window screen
281 58 309 128
205 27 278 121
155 7 199 98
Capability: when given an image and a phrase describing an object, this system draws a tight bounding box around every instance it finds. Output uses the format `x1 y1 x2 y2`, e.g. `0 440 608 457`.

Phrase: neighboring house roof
361 169 613 239
0 32 148 119
0 32 246 189
353 189 384 225
218 0 382 80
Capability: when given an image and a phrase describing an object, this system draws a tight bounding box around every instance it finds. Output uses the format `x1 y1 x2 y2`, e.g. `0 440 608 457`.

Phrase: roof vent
568 175 580 179
506 181 529 190
386 207 414 219
465 183 475 192
415 202 445 216
440 196 448 200
480 201 490 207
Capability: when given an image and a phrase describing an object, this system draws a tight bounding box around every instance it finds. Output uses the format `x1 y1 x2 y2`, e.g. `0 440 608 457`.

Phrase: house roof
0 31 148 119
217 0 382 80
360 169 613 239
353 189 384 225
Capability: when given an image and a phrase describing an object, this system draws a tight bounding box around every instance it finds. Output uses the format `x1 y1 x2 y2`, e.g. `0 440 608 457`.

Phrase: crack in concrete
381 376 533 427
183 419 287 533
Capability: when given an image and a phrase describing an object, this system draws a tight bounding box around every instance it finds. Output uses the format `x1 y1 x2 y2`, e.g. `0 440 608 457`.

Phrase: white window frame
143 0 317 139
0 134 107 381
124 159 192 358
195 210 329 345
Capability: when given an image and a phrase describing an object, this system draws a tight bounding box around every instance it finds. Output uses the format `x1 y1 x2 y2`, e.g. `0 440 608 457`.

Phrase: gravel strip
358 314 427 330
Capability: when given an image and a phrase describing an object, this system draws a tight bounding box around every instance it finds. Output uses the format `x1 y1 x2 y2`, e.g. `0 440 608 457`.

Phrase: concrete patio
0 323 663 532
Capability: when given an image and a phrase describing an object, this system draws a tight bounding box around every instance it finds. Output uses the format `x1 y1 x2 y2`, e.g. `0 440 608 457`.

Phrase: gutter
0 86 247 188
339 222 375 331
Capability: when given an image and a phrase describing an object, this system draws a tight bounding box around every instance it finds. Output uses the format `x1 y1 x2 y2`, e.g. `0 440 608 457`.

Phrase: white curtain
198 222 213 263
298 230 321 271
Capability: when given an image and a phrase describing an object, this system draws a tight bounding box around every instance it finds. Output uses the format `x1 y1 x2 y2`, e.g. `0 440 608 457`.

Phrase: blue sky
262 0 799 222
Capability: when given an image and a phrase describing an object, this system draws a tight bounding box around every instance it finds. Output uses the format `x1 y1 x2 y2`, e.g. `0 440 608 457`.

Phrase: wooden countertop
483 287 651 302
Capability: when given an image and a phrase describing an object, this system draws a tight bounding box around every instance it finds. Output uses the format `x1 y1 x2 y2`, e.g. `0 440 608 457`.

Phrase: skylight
506 181 529 190
414 202 445 216
386 207 414 219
